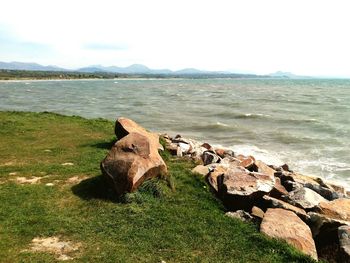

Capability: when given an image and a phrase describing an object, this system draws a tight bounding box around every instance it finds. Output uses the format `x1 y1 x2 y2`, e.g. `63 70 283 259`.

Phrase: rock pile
162 134 350 262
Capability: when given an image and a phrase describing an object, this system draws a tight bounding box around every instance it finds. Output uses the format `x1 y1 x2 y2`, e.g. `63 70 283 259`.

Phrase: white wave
216 121 229 127
229 144 284 166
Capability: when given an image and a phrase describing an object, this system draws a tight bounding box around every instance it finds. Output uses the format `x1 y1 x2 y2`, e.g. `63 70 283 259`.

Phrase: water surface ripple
1 78 349 188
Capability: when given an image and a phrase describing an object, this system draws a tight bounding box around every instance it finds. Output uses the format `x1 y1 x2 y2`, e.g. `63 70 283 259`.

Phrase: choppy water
1 78 349 188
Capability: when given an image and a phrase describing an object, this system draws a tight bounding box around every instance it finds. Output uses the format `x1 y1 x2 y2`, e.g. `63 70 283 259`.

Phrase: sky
0 0 350 77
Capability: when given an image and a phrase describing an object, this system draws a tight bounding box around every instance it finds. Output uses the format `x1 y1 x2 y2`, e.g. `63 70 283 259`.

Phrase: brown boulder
255 160 275 178
260 208 318 260
284 187 328 210
317 198 350 221
207 166 227 192
262 195 309 221
101 118 167 195
221 170 275 210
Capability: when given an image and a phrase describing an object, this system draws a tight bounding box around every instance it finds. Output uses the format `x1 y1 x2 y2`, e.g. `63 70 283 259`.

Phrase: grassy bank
0 111 315 262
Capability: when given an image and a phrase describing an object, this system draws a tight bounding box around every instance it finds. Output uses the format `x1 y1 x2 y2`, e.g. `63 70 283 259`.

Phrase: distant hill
0 61 66 71
269 71 311 79
0 61 267 78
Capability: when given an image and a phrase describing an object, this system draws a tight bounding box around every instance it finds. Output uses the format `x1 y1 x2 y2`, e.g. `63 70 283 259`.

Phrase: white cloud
0 0 350 76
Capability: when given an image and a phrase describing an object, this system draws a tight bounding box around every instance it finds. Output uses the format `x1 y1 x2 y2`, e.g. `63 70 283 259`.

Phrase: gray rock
202 151 221 165
283 187 328 210
338 225 350 261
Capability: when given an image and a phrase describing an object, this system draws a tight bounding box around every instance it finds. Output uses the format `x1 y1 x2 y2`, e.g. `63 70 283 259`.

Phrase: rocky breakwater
162 134 350 262
101 118 167 195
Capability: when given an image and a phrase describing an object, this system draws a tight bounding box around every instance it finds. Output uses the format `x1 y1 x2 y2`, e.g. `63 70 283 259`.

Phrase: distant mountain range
0 61 307 78
0 61 66 72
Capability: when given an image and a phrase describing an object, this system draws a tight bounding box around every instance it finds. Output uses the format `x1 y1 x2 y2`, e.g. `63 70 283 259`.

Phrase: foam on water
229 144 284 167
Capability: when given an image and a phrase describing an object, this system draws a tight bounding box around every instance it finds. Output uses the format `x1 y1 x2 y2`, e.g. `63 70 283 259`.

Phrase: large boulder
221 170 276 210
262 195 308 221
283 187 328 210
101 118 167 195
260 208 318 260
316 198 350 221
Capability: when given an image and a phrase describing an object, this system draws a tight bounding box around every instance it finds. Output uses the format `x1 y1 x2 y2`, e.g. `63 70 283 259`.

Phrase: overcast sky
1 0 350 76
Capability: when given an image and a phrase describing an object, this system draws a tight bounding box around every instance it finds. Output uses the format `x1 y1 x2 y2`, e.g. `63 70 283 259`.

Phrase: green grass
0 111 316 262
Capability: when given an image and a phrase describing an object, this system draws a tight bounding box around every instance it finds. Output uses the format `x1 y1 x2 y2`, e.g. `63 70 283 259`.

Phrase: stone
220 157 241 169
251 206 265 220
178 142 191 154
202 151 221 165
221 170 275 210
260 208 318 260
165 143 178 155
317 198 350 221
338 225 350 261
284 187 328 210
237 155 257 171
226 210 253 222
215 148 226 158
207 166 227 192
191 165 209 176
201 142 213 151
262 195 308 221
270 177 289 198
308 212 350 237
101 118 167 195
281 163 291 172
255 160 275 178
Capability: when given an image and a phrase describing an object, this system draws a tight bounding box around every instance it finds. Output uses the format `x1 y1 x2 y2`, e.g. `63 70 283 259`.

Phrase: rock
251 206 264 220
255 160 275 178
215 148 234 158
101 118 167 195
308 212 349 261
191 165 209 176
221 170 275 210
237 155 257 172
202 151 221 165
338 225 350 261
215 148 226 158
178 142 191 154
308 212 350 237
220 156 241 169
317 198 350 221
284 187 328 210
281 163 291 172
262 195 309 221
201 142 213 151
270 177 289 198
260 208 318 260
226 210 253 222
207 166 227 192
165 143 178 155
276 171 320 191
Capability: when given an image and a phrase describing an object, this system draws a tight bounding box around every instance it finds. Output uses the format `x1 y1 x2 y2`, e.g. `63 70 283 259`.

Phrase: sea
1 78 349 189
